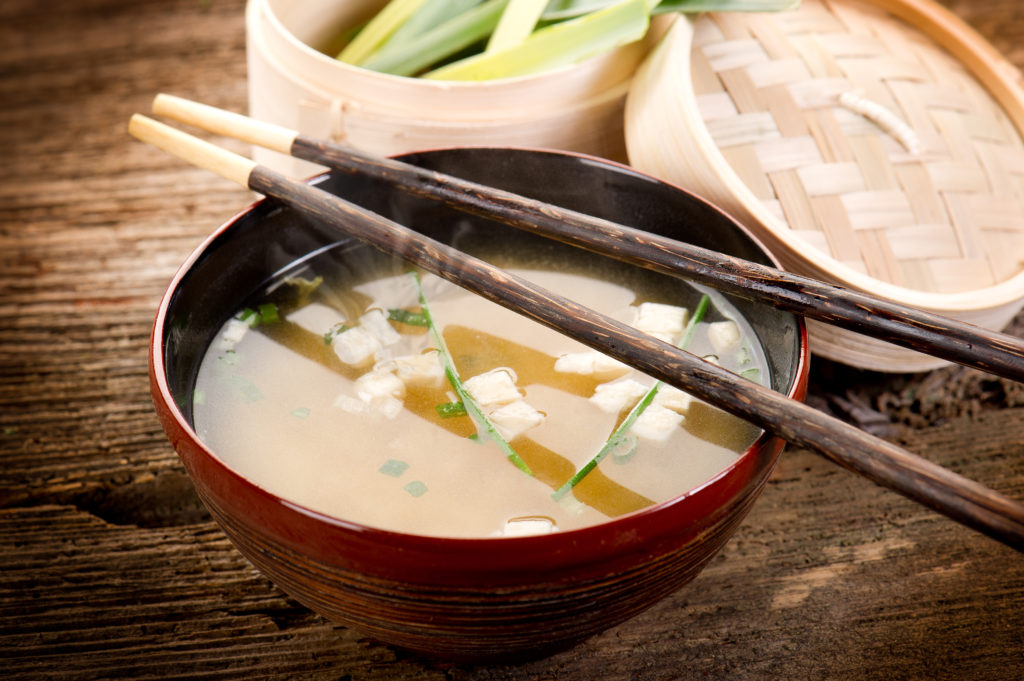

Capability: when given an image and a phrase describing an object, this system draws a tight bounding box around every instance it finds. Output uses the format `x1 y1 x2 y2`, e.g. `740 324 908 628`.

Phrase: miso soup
192 245 768 538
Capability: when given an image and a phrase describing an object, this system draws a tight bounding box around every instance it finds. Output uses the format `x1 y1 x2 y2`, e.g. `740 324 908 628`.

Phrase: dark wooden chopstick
152 94 1024 385
128 112 1024 551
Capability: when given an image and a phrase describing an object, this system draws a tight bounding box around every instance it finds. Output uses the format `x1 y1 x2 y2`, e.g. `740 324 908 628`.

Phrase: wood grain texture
1 0 1022 678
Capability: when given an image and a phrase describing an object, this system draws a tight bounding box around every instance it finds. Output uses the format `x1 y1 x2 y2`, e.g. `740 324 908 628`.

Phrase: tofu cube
359 308 401 347
591 353 631 374
218 318 250 349
375 396 404 420
590 378 649 413
653 384 695 414
394 351 445 388
355 369 406 406
629 404 684 442
332 326 382 365
632 302 688 344
707 320 741 354
554 350 629 376
554 351 597 374
488 399 545 441
464 368 521 408
285 302 345 337
333 394 368 414
501 516 556 537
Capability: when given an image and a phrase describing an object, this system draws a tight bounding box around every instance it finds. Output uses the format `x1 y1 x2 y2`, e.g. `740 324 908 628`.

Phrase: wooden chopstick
152 93 1024 385
129 112 1024 551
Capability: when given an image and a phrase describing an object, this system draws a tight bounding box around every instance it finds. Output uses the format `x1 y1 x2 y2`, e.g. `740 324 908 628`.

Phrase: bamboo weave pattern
690 0 1024 294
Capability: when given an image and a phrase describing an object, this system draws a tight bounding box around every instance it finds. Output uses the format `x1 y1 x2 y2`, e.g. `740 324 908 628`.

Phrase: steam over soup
192 248 768 538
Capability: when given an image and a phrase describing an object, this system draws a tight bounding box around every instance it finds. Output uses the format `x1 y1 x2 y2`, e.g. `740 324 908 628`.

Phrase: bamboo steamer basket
246 0 666 177
625 0 1024 372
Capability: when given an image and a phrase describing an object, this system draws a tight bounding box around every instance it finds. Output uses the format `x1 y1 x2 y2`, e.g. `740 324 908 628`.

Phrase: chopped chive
436 400 468 418
552 294 710 500
192 389 207 406
237 303 280 327
229 375 264 403
609 433 638 464
237 307 259 326
404 480 429 497
410 271 533 476
379 459 410 477
740 367 761 381
257 303 280 324
290 406 311 419
323 322 348 345
388 308 430 327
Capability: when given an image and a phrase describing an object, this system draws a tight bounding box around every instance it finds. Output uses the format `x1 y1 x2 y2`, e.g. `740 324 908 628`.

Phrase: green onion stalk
552 294 711 500
409 271 533 476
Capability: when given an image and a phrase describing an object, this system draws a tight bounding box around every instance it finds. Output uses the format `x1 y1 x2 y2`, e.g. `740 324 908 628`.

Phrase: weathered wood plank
2 0 1023 678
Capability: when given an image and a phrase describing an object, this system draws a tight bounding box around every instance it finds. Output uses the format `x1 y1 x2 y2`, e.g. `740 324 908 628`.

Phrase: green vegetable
377 0 484 53
436 400 468 418
237 303 280 327
552 294 710 500
654 0 800 11
740 367 761 381
359 0 510 76
323 322 348 345
379 458 410 477
410 271 533 475
337 0 429 64
425 0 649 81
486 0 548 52
543 0 799 19
257 303 280 324
335 0 797 81
237 307 259 326
404 480 429 497
388 308 430 326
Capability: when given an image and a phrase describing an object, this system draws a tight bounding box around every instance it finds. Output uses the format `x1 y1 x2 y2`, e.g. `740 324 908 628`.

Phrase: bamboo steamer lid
625 0 1024 372
247 0 667 178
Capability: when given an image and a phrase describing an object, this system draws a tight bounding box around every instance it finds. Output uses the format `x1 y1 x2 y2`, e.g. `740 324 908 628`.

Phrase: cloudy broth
192 246 768 538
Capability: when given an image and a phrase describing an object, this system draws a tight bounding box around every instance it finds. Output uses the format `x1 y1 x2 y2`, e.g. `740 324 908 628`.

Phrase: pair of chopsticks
131 94 1024 551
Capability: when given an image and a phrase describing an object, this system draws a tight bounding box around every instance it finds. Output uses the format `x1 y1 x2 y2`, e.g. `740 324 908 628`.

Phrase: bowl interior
159 146 804 510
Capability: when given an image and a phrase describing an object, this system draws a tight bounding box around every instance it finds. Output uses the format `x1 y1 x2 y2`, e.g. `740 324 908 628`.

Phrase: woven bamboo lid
625 0 1024 371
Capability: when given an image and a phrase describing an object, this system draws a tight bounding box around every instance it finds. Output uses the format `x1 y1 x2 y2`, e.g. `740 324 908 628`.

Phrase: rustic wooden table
2 1 1023 678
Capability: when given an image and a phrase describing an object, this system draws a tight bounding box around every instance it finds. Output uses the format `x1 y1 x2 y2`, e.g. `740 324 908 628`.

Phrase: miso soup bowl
151 147 809 663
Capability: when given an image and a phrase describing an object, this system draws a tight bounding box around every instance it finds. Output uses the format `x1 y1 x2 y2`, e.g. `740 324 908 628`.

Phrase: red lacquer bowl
150 148 809 663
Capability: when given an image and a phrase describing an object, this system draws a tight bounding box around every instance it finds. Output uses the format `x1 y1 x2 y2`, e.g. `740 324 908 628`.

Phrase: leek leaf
425 0 649 81
359 0 510 76
542 0 798 19
653 0 800 11
541 0 621 21
377 0 484 52
487 0 549 52
337 0 428 64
